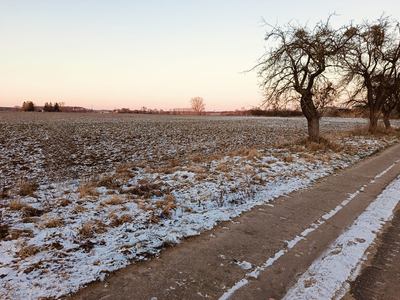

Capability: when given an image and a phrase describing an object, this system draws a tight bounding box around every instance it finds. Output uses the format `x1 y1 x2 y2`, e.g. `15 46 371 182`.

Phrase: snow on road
282 174 400 300
219 160 400 300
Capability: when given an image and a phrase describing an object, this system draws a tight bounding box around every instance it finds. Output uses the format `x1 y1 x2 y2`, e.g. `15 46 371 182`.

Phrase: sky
1 1 399 111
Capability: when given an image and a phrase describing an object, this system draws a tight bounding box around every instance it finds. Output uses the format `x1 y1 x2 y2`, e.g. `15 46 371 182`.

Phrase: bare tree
190 97 206 115
376 71 400 129
382 90 399 129
254 16 354 141
340 16 400 132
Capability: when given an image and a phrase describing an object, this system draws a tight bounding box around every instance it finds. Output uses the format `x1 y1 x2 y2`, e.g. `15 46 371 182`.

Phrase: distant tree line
21 101 35 111
249 108 303 117
20 101 62 112
43 102 61 112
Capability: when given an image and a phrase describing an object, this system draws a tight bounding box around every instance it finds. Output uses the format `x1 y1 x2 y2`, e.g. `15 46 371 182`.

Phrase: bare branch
190 97 206 115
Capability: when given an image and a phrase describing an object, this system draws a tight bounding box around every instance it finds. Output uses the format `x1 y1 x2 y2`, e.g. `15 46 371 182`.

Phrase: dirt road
69 143 400 300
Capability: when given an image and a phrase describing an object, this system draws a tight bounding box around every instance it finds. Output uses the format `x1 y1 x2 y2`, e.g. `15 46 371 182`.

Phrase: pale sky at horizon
1 1 399 111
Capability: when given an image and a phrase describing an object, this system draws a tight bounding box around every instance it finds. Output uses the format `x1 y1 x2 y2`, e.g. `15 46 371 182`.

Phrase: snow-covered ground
1 113 399 299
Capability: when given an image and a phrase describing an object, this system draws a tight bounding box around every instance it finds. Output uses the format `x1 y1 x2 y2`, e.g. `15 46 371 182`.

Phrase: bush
21 101 35 112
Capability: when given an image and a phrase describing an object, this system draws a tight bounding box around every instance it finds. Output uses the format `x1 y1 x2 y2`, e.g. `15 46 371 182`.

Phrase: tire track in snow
219 160 399 300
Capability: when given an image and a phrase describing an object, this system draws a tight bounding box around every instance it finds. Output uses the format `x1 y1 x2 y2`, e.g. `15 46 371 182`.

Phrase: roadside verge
70 142 400 300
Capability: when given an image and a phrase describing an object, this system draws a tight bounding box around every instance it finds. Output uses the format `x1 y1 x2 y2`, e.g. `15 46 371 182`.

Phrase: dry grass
21 217 38 223
77 184 99 198
49 241 64 250
160 167 174 174
0 187 9 199
349 125 385 135
215 162 229 172
299 152 316 164
228 148 261 160
93 220 108 234
93 175 119 189
194 174 208 181
114 164 134 180
99 175 117 188
8 198 43 217
137 178 149 185
190 155 203 163
22 206 44 217
126 183 163 198
108 213 133 227
103 195 123 205
9 197 26 211
319 153 334 162
79 220 109 238
283 155 294 163
224 173 234 182
119 214 133 223
186 165 203 173
372 125 389 134
16 244 40 259
79 221 94 238
59 198 72 207
242 167 255 175
115 163 130 173
136 200 152 211
385 126 397 133
3 228 34 241
275 138 290 149
155 194 177 217
341 124 400 138
71 205 88 214
247 148 261 160
44 217 65 228
295 137 344 153
0 224 9 239
17 181 39 197
148 212 162 224
107 212 118 220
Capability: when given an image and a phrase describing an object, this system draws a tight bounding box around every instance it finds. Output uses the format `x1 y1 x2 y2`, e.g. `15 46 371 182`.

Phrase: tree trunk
307 117 320 142
381 99 396 131
383 112 391 130
300 93 320 142
366 78 380 133
368 111 379 133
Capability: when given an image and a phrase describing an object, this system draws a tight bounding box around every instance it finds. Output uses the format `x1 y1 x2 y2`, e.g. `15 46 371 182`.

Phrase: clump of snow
236 261 252 270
